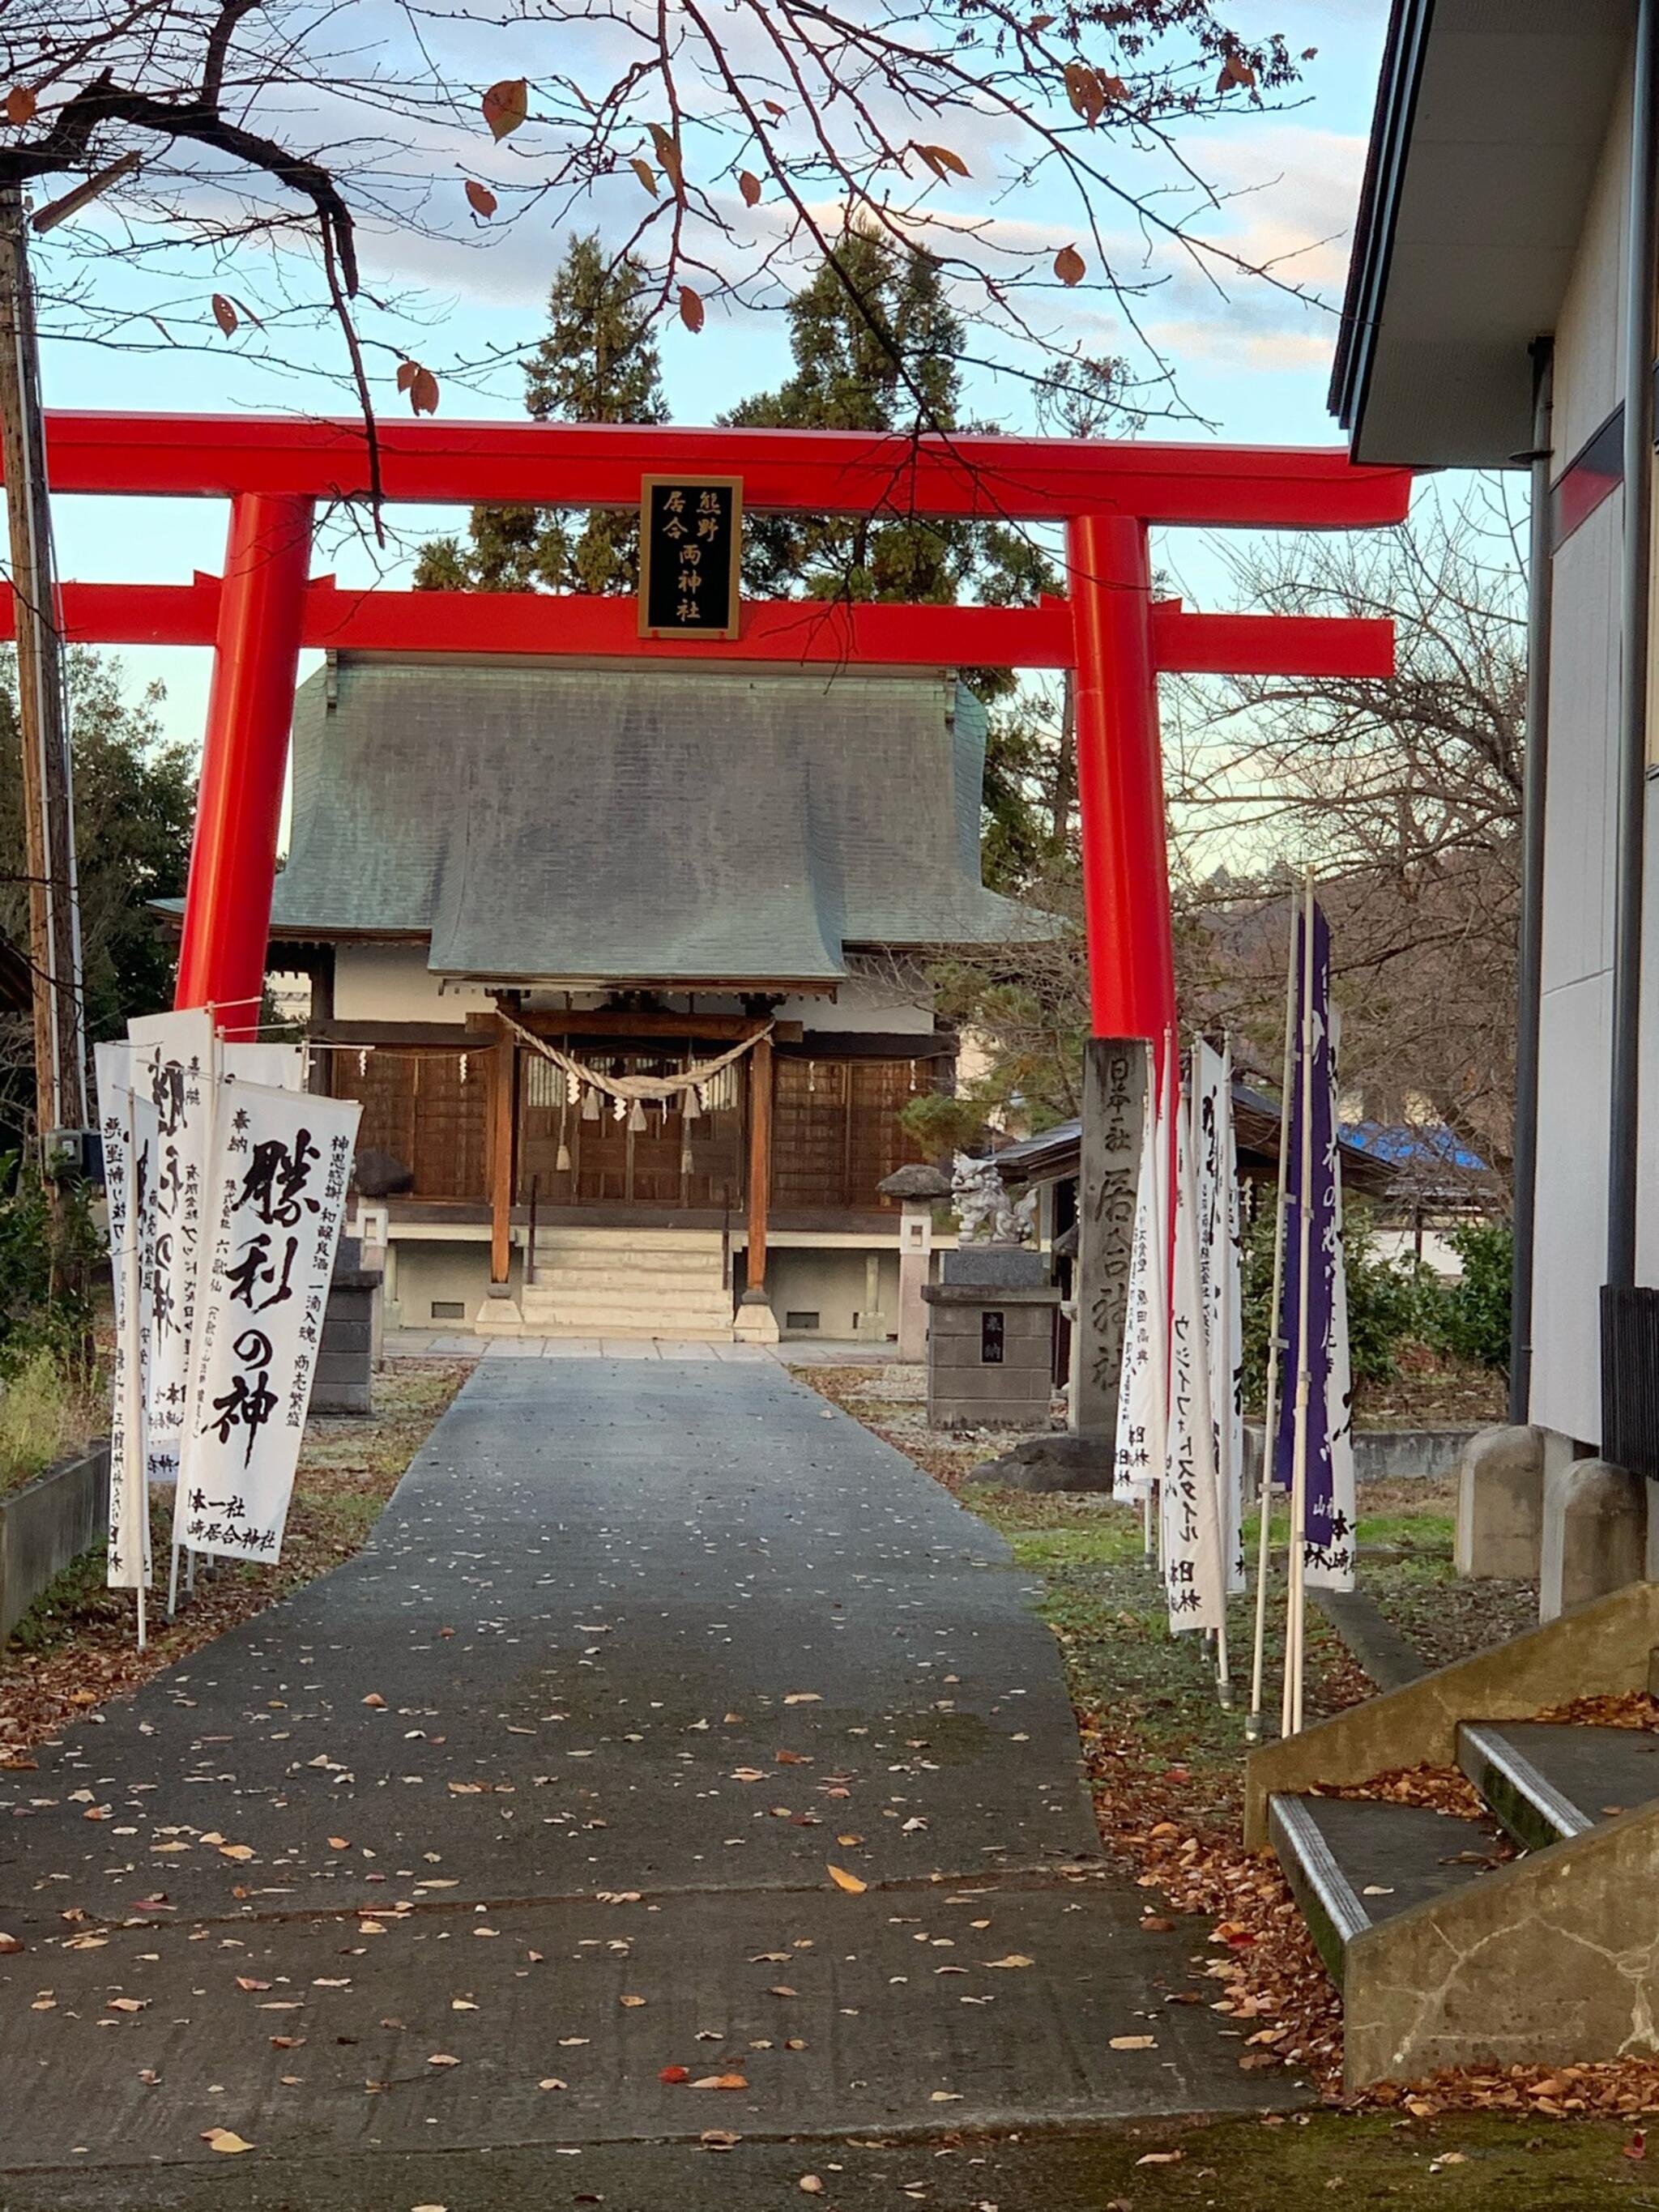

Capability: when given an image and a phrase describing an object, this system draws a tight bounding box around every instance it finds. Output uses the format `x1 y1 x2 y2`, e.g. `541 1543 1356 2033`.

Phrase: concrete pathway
0 1358 1290 2206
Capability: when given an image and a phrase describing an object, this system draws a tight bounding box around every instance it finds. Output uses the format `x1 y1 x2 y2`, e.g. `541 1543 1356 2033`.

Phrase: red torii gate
9 413 1411 1046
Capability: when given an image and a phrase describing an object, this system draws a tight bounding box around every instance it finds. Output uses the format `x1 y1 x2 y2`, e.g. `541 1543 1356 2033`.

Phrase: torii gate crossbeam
10 413 1412 1046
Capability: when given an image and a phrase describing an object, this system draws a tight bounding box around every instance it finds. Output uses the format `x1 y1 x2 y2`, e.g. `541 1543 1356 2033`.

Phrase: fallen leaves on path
201 2128 255 2154
0 1365 469 1761
826 1865 866 1894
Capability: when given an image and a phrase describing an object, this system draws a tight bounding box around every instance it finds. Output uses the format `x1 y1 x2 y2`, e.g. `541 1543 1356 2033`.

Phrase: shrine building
265 650 1047 1342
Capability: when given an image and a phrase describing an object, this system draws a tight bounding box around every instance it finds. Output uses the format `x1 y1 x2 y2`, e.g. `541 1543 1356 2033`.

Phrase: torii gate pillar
1068 513 1176 1044
173 492 314 1042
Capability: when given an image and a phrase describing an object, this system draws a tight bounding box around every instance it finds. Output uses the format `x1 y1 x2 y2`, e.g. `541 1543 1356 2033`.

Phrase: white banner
174 1084 360 1564
1308 1008 1357 1592
126 1010 217 1487
1115 1051 1167 1498
223 1043 305 1090
94 1045 150 1590
1193 1039 1246 1594
1161 1099 1226 1634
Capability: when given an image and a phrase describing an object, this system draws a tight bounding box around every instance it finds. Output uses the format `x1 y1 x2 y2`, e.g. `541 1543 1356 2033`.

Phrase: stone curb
0 1440 110 1643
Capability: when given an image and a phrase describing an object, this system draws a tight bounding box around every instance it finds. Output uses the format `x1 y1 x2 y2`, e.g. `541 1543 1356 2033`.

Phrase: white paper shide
175 1083 360 1565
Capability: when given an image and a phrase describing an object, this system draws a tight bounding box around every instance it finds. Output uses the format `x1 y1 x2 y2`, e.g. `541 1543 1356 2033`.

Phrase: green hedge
1239 1195 1511 1410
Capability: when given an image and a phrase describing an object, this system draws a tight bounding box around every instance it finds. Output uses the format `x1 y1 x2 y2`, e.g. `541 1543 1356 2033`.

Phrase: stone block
940 1246 1047 1288
929 1360 1044 1399
733 1288 780 1344
313 1349 371 1384
928 1393 1049 1432
1072 1038 1147 1440
967 1434 1115 1492
1346 1794 1659 2089
311 1379 373 1416
928 1330 1051 1370
1455 1424 1545 1579
1539 1457 1648 1623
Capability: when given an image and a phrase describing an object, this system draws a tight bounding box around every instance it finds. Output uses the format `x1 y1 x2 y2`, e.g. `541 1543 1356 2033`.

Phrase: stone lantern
878 1163 953 1361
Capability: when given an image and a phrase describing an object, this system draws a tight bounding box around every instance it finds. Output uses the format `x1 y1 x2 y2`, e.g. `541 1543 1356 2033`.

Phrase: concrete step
522 1280 731 1309
1456 1720 1659 1851
521 1304 736 1333
535 1323 736 1342
527 1258 726 1285
531 1231 726 1256
1267 1792 1507 1989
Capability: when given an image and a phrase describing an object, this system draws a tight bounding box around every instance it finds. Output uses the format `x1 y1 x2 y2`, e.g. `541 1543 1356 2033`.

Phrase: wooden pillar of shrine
487 1016 518 1295
736 1033 779 1341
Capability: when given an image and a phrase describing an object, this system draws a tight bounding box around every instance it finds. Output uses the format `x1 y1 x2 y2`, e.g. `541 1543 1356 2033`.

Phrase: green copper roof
268 657 1048 986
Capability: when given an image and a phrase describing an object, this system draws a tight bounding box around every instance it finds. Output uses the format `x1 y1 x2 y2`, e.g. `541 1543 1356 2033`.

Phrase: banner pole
1282 872 1317 1739
1247 904 1300 1740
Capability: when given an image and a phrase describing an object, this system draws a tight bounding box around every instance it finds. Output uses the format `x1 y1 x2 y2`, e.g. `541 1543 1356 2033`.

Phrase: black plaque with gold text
638 475 743 640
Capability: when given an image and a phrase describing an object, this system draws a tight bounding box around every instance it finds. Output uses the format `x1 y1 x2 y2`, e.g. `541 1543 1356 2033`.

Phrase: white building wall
334 944 495 1024
1533 496 1619 1443
1552 62 1630 462
1530 42 1649 1445
332 943 936 1038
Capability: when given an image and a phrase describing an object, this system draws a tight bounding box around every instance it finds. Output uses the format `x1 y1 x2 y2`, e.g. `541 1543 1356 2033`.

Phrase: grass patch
0 1346 101 1500
942 2108 1659 2206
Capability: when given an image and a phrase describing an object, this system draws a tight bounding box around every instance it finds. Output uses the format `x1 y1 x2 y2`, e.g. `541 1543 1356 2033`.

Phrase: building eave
1333 0 1635 468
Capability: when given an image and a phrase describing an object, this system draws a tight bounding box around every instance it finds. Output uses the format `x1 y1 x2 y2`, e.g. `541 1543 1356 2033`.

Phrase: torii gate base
11 412 1410 1322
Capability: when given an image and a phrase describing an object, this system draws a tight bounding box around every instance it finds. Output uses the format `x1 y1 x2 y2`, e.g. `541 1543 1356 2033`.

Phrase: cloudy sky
35 0 1394 748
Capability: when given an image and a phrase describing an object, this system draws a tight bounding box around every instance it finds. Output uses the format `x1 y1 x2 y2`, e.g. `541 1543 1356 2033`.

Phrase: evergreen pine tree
415 234 667 595
721 230 982 604
723 229 1077 884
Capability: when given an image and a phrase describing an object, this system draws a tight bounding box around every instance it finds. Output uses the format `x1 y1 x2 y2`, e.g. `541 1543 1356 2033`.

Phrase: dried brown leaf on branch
1054 245 1085 288
209 293 238 336
482 78 528 141
914 143 970 181
648 123 684 194
630 157 659 198
5 87 36 127
677 286 705 334
739 169 762 207
464 180 497 219
1064 62 1114 124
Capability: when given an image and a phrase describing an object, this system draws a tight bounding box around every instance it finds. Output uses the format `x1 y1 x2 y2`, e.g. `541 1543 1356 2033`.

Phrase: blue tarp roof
1341 1121 1488 1174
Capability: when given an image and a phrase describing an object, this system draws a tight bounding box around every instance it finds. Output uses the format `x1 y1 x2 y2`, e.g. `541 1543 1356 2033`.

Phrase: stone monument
878 1162 953 1362
923 1155 1057 1430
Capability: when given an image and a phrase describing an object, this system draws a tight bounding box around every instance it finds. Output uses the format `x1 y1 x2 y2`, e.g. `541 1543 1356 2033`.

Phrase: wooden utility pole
0 181 86 1150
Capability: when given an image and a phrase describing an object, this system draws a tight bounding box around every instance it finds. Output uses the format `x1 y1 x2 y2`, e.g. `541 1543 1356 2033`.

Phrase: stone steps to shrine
1243 1582 1659 2091
519 1227 734 1337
